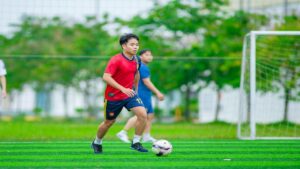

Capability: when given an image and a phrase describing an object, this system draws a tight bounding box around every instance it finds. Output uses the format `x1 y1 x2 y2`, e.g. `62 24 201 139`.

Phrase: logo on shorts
109 112 114 117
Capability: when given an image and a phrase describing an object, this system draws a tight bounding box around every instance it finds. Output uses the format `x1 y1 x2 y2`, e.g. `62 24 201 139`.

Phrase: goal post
238 31 300 140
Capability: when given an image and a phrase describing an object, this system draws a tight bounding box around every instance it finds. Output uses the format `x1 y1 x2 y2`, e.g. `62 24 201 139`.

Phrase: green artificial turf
0 140 299 169
0 121 299 168
0 121 237 141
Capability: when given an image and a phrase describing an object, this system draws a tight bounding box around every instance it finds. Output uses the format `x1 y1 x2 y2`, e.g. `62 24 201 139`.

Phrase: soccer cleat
142 136 157 143
91 141 103 154
116 131 130 143
131 142 148 152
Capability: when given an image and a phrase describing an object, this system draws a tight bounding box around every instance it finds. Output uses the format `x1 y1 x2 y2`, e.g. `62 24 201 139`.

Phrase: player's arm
142 78 164 101
103 73 135 97
0 75 7 98
134 71 140 93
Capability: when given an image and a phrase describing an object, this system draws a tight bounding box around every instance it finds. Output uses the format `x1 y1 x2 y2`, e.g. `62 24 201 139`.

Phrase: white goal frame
238 31 300 140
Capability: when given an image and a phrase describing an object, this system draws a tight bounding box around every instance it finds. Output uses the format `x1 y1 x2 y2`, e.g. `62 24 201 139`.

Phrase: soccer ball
152 139 172 156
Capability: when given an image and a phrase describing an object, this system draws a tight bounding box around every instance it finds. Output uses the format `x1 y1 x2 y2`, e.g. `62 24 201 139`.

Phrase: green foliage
1 16 116 91
188 11 268 90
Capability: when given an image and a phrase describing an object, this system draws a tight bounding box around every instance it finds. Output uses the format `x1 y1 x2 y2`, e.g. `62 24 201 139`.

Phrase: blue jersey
138 62 154 113
138 63 151 99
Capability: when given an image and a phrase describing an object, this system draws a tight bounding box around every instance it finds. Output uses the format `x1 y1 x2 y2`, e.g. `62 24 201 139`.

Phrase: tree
183 11 268 121
1 16 115 117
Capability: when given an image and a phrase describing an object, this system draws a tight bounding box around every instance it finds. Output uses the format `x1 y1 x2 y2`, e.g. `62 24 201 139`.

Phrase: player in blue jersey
117 49 164 143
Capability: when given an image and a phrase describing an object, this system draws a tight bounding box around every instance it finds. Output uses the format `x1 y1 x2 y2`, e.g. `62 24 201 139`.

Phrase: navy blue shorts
104 95 144 120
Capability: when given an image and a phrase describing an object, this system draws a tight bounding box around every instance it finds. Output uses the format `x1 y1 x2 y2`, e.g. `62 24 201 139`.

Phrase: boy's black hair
139 49 151 56
119 33 139 46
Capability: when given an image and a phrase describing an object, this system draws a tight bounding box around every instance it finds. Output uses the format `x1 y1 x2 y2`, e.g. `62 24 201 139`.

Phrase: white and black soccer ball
152 139 172 156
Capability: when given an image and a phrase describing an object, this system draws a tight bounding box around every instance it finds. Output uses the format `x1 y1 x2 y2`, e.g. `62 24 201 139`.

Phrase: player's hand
2 91 7 98
121 88 136 97
156 92 164 101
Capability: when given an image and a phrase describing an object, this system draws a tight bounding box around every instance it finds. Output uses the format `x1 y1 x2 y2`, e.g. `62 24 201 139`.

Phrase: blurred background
0 0 299 140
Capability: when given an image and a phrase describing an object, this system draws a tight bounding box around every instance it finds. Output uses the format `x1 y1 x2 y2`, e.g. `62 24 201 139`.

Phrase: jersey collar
122 53 135 61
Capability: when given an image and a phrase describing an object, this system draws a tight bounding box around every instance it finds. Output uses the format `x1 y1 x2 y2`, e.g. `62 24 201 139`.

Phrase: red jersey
104 53 139 101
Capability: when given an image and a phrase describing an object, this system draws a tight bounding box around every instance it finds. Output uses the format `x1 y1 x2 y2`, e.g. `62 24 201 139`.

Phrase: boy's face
141 51 153 63
122 38 139 56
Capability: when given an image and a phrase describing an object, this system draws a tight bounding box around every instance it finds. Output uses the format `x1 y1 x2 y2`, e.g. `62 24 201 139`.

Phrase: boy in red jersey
91 33 148 153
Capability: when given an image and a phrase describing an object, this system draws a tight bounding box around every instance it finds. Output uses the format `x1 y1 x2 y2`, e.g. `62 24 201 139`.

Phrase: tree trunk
283 88 290 122
63 87 68 118
83 81 92 117
83 89 89 118
44 90 51 117
184 85 191 121
214 89 221 121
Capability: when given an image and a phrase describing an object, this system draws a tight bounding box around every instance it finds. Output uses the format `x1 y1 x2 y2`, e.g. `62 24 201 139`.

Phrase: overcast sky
0 0 168 34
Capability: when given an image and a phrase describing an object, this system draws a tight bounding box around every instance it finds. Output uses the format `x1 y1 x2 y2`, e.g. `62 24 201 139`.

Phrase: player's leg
96 119 116 140
132 106 147 137
91 99 123 154
142 113 156 143
125 95 148 152
116 116 137 143
141 101 156 142
130 106 148 152
92 119 115 153
144 114 154 134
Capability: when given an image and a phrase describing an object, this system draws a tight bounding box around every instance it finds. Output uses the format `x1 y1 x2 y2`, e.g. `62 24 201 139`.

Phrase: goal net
238 31 300 140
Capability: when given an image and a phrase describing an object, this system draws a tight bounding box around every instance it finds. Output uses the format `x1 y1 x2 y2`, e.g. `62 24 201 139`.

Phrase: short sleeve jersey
104 53 140 101
138 63 152 100
0 60 7 76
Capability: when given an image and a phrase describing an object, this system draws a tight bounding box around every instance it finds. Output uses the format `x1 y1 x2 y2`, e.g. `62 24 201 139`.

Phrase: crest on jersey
109 112 114 117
